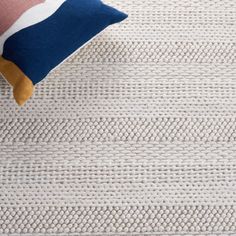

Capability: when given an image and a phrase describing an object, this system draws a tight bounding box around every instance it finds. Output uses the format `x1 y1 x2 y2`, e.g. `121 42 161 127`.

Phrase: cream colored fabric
0 0 236 235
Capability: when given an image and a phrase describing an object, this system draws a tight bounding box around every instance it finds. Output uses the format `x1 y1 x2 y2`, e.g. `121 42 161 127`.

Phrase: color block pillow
0 0 127 105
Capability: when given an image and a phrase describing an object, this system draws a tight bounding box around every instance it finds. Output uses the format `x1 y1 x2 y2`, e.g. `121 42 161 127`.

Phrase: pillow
0 0 45 35
0 0 127 105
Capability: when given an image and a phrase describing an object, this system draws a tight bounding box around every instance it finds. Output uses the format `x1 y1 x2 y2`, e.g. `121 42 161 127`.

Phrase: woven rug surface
0 0 236 235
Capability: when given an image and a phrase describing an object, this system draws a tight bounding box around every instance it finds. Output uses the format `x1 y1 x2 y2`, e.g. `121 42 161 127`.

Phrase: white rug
0 0 236 235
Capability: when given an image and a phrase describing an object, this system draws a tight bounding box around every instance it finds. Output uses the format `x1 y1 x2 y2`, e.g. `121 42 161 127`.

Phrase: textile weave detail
0 0 236 235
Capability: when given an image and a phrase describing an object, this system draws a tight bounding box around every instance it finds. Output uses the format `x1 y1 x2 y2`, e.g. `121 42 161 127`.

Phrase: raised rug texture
0 0 236 235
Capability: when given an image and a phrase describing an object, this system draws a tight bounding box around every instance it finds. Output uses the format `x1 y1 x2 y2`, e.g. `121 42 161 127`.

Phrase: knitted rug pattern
0 0 236 235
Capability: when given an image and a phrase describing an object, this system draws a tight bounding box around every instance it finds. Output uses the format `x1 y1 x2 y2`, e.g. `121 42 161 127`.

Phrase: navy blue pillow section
3 0 127 84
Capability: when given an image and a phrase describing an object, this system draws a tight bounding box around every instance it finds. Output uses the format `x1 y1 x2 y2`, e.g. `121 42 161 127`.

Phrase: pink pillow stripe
0 0 45 35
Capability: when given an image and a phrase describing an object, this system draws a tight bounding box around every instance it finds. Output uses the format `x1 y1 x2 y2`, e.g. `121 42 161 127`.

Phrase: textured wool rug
0 0 236 235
